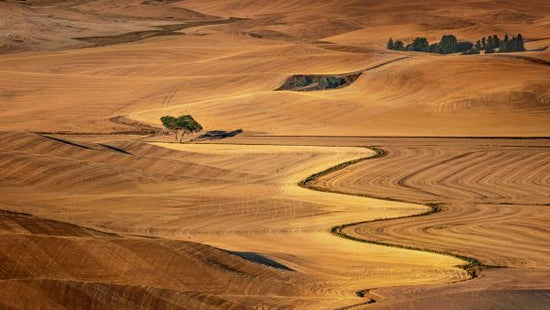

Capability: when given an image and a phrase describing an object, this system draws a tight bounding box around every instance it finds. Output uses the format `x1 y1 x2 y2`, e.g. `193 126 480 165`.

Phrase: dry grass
311 139 550 309
0 0 549 308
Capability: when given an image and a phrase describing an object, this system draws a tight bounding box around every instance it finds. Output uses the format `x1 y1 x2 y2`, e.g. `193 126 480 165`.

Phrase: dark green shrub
462 48 480 55
407 37 429 52
456 41 474 53
393 40 404 50
429 43 441 53
387 38 394 50
439 35 458 54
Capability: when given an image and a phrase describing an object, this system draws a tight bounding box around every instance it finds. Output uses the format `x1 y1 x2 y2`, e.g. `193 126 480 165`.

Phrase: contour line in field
150 142 477 292
298 146 484 278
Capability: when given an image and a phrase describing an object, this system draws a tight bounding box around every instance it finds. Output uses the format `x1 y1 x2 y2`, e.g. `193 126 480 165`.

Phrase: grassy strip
298 146 387 188
298 146 483 277
331 214 482 276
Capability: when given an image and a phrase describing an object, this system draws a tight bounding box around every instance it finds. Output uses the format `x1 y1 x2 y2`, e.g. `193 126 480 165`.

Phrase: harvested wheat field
0 0 549 309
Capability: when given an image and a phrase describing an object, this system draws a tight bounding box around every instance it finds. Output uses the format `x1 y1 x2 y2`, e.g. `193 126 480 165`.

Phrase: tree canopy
474 33 525 53
498 34 525 52
439 35 458 54
407 37 429 52
393 40 404 50
387 38 394 50
388 35 466 54
161 114 203 142
387 33 529 55
387 39 404 51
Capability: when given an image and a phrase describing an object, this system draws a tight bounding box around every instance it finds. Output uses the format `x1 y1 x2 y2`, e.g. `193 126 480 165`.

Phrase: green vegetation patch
388 33 527 55
276 72 362 92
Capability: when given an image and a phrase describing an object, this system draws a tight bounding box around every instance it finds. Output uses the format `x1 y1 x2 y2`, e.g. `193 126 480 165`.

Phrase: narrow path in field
151 141 473 307
297 146 482 277
311 143 550 271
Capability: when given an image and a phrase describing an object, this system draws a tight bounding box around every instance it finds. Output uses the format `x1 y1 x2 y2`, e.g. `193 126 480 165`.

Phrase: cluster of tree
387 35 472 54
161 114 203 142
277 73 360 91
386 38 405 51
387 33 526 55
473 34 525 53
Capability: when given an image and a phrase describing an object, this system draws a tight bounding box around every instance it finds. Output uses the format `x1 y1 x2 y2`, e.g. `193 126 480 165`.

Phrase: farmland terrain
0 0 549 309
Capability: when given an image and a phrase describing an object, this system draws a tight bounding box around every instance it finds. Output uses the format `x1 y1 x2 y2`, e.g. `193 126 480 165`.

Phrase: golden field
0 0 549 309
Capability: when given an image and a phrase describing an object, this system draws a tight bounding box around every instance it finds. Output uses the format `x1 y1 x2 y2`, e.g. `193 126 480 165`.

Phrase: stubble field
1 0 549 309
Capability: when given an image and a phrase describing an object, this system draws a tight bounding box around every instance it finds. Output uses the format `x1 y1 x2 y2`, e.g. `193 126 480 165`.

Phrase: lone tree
161 114 203 142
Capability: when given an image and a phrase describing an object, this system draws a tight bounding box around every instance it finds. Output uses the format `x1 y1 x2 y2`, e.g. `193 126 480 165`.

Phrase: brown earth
1 0 549 309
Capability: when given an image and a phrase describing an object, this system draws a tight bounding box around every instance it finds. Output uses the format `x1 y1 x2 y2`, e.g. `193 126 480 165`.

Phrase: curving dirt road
310 140 550 309
0 132 474 309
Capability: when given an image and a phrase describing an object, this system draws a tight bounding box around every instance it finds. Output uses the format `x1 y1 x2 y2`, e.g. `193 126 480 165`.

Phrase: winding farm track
0 132 476 309
308 139 550 309
312 144 550 268
0 131 549 309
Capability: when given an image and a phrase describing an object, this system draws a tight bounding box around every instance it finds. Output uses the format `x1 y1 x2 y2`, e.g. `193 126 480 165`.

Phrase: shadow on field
193 129 243 141
226 251 294 271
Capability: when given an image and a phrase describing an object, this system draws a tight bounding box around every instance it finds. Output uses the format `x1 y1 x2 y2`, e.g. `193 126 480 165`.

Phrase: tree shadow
193 129 243 141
